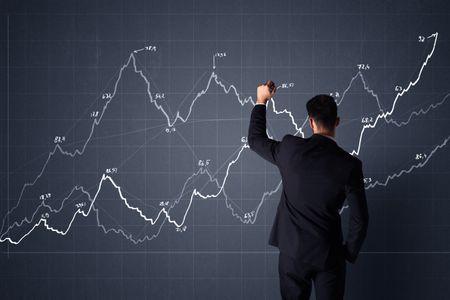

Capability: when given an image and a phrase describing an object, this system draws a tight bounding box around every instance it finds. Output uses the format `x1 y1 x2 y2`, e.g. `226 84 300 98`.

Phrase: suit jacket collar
311 133 337 145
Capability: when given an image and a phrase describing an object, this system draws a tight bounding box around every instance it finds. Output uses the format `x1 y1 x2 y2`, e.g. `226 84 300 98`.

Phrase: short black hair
306 94 337 131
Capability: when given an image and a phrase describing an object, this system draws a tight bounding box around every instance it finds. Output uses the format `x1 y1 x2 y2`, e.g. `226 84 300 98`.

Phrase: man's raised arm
247 80 281 165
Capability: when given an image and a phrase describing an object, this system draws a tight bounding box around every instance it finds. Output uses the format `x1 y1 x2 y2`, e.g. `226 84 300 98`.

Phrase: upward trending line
350 32 439 156
0 32 442 244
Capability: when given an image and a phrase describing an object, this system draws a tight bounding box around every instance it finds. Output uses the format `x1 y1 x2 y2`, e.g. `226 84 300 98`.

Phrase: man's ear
309 117 314 130
335 116 340 128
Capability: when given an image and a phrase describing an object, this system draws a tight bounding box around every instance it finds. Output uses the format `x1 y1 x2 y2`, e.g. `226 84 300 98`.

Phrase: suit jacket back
248 104 369 269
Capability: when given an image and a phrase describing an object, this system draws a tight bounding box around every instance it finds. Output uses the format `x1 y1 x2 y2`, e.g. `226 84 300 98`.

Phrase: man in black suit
248 80 369 300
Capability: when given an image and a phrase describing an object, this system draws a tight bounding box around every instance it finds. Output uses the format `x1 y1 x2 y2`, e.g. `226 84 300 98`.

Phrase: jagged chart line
366 135 450 188
0 32 442 243
0 32 443 243
386 92 450 127
0 144 252 245
350 32 439 156
289 66 384 138
1 32 448 245
0 51 255 236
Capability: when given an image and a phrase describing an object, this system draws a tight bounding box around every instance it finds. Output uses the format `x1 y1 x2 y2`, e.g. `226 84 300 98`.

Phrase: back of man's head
306 94 338 131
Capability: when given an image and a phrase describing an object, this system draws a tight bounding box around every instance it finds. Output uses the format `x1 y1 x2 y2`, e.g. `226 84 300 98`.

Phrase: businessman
248 80 369 300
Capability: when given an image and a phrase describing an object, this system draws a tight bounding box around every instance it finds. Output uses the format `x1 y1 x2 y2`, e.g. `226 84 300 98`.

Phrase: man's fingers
266 80 276 94
271 84 277 94
258 80 276 97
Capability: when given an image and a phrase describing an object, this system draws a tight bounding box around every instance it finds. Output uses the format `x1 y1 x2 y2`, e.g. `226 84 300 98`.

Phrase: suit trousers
278 251 346 300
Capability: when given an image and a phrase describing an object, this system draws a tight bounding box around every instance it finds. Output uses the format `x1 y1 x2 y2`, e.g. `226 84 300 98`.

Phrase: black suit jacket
248 104 369 269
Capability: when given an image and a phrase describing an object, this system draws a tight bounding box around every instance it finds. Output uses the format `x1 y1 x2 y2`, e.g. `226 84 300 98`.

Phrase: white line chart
1 32 448 246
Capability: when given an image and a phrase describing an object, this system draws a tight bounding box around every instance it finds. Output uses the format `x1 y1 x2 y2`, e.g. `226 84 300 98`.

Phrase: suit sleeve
344 159 369 263
247 104 282 165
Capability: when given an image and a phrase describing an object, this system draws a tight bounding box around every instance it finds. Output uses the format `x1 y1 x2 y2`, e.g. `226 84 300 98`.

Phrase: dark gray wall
1 0 450 299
